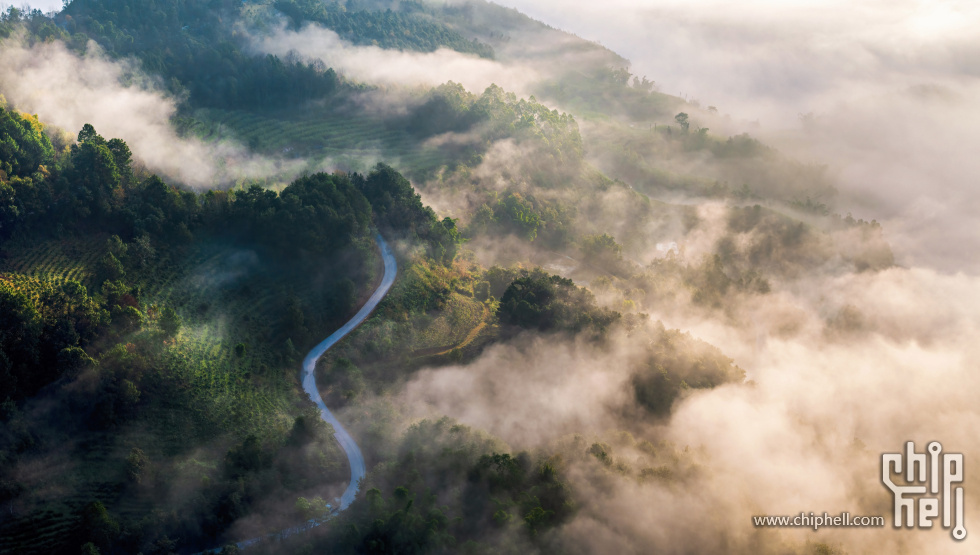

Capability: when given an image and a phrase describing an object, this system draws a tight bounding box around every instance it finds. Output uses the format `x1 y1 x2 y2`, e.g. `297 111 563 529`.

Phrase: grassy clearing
316 256 498 413
411 292 487 355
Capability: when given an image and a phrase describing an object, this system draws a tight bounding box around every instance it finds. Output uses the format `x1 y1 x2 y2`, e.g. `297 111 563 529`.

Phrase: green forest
0 1 903 554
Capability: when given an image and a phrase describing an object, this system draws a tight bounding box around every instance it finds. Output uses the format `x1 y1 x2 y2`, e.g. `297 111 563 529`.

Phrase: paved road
216 234 397 553
301 233 397 510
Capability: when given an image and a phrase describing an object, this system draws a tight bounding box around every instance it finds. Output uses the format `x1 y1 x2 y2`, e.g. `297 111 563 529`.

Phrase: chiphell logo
882 441 966 540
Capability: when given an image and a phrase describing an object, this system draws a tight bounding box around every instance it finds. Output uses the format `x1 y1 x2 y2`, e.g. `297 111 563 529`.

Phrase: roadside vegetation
0 109 458 553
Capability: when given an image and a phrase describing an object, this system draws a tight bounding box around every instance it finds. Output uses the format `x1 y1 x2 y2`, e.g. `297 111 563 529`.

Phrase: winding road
222 233 397 553
301 233 397 510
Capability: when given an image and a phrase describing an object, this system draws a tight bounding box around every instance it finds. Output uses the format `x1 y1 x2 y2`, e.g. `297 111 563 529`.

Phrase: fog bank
0 38 306 188
249 22 536 96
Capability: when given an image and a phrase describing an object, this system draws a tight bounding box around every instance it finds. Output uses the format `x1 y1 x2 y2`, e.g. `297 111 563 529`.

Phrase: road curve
301 233 397 510
195 234 397 554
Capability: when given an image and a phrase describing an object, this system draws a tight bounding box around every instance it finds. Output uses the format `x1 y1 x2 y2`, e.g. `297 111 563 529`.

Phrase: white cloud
248 22 537 95
488 0 980 273
0 38 306 189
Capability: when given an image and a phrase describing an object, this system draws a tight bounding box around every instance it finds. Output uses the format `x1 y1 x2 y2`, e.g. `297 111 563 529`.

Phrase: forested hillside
59 0 343 109
0 1 908 554
0 106 460 552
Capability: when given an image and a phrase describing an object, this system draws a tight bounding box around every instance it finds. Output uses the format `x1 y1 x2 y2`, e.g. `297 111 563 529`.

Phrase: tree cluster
2 117 456 263
630 320 745 416
0 107 56 238
0 279 106 402
357 163 459 265
401 83 583 169
304 418 575 553
497 268 620 335
61 0 342 109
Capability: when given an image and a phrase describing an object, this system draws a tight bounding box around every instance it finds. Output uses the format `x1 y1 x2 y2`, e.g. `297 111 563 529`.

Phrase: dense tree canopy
61 0 342 108
0 278 107 401
309 418 575 553
0 117 463 553
0 107 56 238
357 163 460 265
498 268 620 334
0 120 456 408
631 321 745 415
0 119 454 264
0 106 54 180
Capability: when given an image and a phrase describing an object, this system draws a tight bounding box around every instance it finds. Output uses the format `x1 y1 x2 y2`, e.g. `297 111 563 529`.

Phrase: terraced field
184 108 452 175
0 238 330 555
1 505 96 554
0 234 107 290
139 241 350 437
